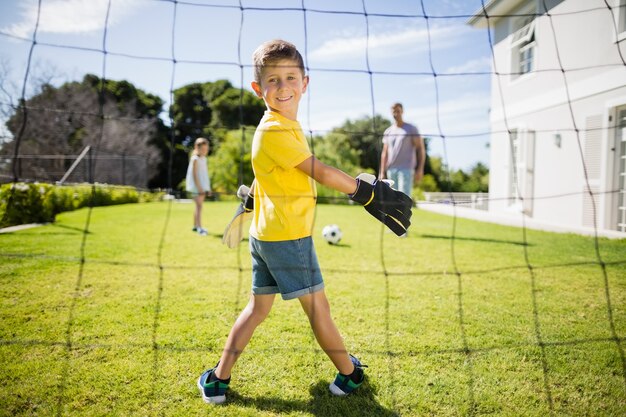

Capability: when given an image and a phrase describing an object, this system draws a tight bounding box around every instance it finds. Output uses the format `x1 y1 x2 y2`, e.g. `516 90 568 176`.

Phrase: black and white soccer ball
322 224 342 245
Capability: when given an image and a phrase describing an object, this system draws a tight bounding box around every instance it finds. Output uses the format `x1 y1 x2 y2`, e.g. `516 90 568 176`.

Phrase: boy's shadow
228 377 398 416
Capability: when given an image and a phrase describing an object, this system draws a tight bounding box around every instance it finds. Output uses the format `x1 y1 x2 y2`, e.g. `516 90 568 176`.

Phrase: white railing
422 192 489 211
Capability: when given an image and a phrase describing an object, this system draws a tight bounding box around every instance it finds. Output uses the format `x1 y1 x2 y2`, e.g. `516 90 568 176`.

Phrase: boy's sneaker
192 226 198 232
197 366 230 404
329 354 367 396
197 227 208 236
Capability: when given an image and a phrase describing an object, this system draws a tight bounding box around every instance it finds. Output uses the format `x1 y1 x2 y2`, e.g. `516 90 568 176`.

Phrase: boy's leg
215 293 275 379
298 290 354 375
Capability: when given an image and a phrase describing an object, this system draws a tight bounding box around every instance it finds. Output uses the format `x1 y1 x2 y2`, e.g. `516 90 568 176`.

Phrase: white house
468 0 626 235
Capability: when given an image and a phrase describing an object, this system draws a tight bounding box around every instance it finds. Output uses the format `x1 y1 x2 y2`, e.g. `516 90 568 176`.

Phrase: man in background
379 102 425 198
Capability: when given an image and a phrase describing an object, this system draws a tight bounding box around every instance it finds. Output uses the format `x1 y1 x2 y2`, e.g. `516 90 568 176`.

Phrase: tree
170 82 213 150
207 128 254 194
170 80 265 143
3 74 167 187
167 83 213 188
210 88 265 130
312 130 364 202
0 59 64 147
461 162 489 192
331 115 391 174
421 137 444 191
169 80 265 189
313 131 361 174
417 154 489 193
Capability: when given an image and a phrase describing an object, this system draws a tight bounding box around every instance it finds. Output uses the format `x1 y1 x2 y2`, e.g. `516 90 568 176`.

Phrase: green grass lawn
0 201 625 416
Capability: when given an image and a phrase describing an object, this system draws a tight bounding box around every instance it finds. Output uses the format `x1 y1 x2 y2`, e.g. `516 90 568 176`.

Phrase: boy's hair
252 39 305 83
392 102 403 110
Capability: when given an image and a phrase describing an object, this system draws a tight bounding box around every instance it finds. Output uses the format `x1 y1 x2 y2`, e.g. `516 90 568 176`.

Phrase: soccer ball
322 224 342 245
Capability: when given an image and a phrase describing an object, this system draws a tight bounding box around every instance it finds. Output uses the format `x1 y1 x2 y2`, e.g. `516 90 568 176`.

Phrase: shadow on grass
228 378 397 416
217 234 246 241
321 242 352 248
418 233 531 246
205 232 224 239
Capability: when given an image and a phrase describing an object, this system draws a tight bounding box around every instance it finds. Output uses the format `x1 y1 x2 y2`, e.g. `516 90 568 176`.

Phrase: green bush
0 182 163 228
313 131 367 205
208 128 254 194
418 174 439 192
138 190 165 203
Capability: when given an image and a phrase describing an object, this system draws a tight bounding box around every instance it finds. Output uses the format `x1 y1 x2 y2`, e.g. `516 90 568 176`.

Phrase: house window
519 43 534 74
511 14 536 77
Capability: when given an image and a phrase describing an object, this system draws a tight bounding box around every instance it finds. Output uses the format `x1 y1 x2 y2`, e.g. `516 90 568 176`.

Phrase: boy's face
251 59 308 121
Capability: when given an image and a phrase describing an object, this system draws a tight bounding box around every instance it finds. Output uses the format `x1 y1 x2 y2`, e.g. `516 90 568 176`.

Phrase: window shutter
583 115 602 180
582 115 602 228
582 186 600 228
523 131 535 216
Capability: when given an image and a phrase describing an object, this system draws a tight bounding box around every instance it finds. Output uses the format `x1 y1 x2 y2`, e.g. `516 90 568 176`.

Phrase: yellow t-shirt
250 111 316 241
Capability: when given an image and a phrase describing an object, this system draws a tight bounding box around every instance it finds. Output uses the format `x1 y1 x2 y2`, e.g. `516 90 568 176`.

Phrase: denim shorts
249 236 324 300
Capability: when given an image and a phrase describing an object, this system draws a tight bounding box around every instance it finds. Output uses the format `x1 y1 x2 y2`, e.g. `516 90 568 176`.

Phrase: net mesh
0 0 625 415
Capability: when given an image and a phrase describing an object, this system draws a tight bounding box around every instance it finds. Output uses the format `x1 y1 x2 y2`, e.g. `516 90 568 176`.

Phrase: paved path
418 202 626 240
0 223 46 234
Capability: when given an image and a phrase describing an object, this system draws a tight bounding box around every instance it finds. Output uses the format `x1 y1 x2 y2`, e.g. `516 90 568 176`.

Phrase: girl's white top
185 154 211 193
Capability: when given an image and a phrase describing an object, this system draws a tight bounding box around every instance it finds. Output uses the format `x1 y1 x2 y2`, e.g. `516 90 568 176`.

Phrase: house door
508 129 535 215
616 106 626 232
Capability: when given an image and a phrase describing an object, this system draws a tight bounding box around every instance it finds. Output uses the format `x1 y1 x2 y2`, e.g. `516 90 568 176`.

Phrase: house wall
487 0 626 230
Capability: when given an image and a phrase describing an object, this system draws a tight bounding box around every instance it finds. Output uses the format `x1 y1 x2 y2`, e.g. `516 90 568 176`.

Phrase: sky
0 0 494 170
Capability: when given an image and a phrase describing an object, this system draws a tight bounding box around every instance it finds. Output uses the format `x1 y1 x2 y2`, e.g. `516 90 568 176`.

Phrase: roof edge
467 0 526 28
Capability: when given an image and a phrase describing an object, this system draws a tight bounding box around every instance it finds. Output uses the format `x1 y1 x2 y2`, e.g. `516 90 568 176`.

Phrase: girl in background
186 137 211 236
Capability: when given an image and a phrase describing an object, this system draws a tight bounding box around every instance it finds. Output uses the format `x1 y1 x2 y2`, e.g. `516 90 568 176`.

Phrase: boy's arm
296 156 357 194
296 155 412 236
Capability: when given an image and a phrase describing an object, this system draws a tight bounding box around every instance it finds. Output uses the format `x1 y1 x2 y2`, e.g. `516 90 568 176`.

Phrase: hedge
0 182 164 228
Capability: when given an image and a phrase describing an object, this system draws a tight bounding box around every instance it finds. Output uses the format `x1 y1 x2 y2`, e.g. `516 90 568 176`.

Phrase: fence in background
423 192 489 211
0 152 149 188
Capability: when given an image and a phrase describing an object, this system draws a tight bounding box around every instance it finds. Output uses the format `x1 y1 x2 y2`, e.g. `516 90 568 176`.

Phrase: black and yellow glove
349 173 413 236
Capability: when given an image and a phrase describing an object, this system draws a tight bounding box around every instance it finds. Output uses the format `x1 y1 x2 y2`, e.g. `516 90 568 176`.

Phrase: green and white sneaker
197 365 230 404
329 354 367 396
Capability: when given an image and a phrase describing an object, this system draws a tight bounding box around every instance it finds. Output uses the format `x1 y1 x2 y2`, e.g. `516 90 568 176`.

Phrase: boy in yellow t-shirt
198 39 413 404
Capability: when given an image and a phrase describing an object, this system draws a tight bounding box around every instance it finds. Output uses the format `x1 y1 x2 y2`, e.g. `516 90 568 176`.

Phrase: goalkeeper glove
349 173 413 236
221 185 254 249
